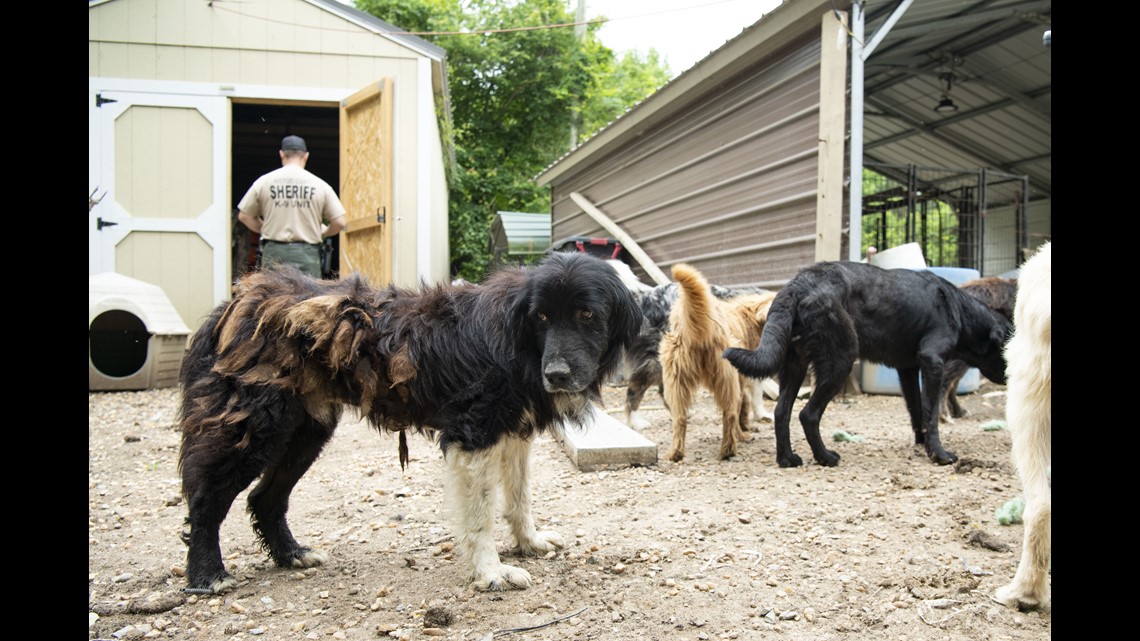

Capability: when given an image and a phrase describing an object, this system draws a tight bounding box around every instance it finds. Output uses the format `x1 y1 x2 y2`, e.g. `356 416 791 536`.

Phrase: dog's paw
815 449 841 467
185 573 239 595
515 530 564 556
751 410 775 423
628 413 650 430
777 453 803 468
927 448 958 466
287 547 329 569
993 584 1048 611
665 448 685 462
472 563 533 591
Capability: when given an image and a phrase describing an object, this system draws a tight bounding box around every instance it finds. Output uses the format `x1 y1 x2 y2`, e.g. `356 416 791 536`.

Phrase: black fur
724 261 1011 467
177 252 641 594
940 276 1017 420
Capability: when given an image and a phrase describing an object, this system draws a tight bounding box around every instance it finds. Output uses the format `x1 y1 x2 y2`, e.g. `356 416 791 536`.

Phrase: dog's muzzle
542 358 577 392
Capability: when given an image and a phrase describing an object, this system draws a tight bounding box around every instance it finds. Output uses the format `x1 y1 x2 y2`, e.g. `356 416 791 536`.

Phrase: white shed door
88 87 231 330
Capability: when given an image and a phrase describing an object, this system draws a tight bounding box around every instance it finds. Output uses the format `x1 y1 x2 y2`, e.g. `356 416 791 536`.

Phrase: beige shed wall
116 231 216 330
422 98 451 280
89 0 421 86
90 0 451 330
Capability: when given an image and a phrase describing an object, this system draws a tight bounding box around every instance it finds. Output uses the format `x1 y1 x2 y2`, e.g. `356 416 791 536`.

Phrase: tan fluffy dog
995 241 1051 610
660 263 776 461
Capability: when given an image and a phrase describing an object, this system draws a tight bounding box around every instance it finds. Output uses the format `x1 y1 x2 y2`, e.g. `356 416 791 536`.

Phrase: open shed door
339 79 394 285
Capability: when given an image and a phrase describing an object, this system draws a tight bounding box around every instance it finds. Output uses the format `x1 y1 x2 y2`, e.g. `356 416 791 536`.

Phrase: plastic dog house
89 272 191 391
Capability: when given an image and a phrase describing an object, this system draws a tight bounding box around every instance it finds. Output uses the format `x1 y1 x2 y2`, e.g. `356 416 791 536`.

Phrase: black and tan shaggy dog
176 252 641 595
606 260 775 431
940 276 1017 420
994 242 1051 611
659 263 776 461
724 261 1010 467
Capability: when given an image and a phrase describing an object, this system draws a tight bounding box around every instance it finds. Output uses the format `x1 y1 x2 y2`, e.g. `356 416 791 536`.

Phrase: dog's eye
536 312 548 322
577 309 594 320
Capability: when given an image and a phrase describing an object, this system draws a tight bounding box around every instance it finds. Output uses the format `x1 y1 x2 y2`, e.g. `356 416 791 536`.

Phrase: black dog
177 252 640 594
724 261 1010 467
940 276 1017 420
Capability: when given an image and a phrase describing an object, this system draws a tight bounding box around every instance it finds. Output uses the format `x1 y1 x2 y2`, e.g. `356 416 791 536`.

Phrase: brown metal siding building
538 2 849 289
538 0 1051 286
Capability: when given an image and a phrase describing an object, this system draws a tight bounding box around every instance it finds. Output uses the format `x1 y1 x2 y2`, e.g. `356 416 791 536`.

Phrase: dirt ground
89 378 1050 641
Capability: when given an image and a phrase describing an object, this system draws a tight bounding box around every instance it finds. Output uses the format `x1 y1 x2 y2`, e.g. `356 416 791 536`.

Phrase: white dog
994 241 1051 610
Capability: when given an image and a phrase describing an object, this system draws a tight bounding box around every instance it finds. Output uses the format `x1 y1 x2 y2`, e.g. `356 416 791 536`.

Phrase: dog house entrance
89 309 149 378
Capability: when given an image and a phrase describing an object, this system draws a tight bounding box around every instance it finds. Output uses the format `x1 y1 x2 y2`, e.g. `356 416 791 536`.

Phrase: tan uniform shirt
238 165 346 244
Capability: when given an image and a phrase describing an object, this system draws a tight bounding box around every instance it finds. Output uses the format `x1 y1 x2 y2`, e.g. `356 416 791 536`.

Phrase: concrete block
555 404 657 471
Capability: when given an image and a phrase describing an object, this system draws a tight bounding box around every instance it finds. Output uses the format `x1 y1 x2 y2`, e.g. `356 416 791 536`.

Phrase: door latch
376 207 386 223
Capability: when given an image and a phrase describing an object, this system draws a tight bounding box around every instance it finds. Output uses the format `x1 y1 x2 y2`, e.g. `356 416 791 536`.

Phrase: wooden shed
536 0 1051 288
89 0 453 332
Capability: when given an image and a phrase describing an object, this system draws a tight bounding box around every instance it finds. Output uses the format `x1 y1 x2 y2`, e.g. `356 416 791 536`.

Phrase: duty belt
260 239 320 247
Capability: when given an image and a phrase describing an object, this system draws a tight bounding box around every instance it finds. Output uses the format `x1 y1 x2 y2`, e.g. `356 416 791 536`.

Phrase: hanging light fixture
933 72 958 113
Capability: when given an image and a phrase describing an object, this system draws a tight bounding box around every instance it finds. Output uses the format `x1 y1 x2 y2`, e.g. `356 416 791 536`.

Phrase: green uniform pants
261 241 322 278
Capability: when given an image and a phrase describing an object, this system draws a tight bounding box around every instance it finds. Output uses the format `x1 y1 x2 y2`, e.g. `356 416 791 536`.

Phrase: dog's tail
670 263 719 346
722 287 795 380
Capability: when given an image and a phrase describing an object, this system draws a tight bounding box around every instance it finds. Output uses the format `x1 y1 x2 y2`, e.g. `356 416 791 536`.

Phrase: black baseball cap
281 135 308 152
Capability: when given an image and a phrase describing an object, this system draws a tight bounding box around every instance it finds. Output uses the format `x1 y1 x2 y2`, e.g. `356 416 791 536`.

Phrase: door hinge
376 207 386 223
96 94 118 108
97 217 119 231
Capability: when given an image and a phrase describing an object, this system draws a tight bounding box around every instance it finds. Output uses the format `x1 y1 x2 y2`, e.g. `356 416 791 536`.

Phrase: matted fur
994 242 1051 611
176 252 640 594
941 276 1018 421
724 261 1011 468
659 263 776 461
610 262 774 430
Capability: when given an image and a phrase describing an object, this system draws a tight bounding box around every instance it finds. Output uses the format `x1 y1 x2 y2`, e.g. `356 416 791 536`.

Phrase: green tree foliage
580 49 671 140
356 0 670 281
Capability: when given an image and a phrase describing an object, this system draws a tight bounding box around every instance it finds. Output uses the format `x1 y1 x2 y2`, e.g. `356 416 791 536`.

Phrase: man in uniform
237 135 347 278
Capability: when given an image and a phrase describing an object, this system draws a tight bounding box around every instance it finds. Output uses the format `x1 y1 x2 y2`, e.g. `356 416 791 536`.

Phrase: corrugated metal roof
305 0 447 61
860 0 1051 201
489 211 552 256
539 0 1051 202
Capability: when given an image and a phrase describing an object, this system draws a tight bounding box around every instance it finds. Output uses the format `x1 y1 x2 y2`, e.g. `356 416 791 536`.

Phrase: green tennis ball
831 430 865 443
980 420 1006 431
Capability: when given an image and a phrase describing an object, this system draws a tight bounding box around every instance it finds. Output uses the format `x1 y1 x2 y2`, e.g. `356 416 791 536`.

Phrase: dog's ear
995 314 1014 350
600 269 644 368
501 266 540 351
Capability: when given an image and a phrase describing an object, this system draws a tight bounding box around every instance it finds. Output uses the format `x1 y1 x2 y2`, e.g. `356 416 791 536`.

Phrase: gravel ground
89 380 1050 641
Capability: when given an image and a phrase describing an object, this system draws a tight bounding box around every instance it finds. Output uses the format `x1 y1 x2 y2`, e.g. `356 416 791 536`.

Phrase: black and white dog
724 261 1011 467
605 260 775 430
177 252 641 594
